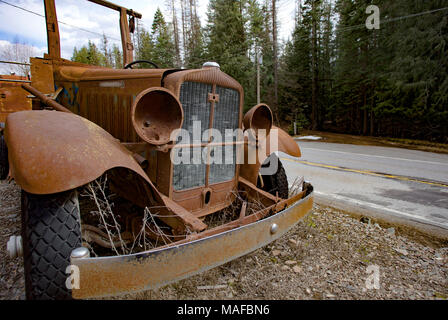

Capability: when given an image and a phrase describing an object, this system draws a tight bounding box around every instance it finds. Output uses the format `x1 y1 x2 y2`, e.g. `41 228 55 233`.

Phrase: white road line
301 147 448 166
314 191 448 229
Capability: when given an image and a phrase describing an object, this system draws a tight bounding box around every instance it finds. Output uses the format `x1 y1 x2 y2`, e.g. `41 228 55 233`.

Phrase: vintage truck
3 0 313 299
0 73 33 179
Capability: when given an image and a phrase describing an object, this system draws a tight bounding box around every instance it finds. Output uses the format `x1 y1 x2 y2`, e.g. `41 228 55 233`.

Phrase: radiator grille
172 147 206 190
173 81 240 191
178 82 211 143
209 86 240 184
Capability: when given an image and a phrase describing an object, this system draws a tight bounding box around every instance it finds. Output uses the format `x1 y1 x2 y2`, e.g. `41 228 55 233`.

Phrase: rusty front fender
267 125 301 158
240 126 301 185
4 110 149 194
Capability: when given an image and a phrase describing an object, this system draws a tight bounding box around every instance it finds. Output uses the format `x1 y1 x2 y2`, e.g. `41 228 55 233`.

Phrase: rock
292 266 302 273
272 250 281 257
281 265 291 271
360 217 370 224
395 248 408 256
346 285 356 292
387 227 395 236
434 253 443 261
326 293 336 298
306 288 311 294
289 239 297 246
285 260 297 265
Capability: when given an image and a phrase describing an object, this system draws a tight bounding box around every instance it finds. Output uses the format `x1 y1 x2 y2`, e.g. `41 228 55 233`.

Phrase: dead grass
1 180 447 300
118 205 448 300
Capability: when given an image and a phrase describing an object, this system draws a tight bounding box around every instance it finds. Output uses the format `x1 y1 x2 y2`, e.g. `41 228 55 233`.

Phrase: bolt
270 223 279 235
71 247 90 259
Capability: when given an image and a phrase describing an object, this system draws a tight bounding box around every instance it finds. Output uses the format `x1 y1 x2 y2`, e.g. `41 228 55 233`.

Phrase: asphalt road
279 140 448 232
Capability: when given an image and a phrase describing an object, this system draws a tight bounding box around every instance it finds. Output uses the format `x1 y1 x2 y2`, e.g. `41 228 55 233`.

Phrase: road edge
314 191 448 241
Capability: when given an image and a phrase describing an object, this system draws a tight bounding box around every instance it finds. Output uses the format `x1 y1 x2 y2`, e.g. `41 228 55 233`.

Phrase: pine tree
71 40 106 66
183 0 205 68
151 8 177 67
205 0 253 109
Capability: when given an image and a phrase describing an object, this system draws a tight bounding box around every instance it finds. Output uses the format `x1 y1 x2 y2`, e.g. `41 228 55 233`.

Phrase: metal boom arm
43 0 142 66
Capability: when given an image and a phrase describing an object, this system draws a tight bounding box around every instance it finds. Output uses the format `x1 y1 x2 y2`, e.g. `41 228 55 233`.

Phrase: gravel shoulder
1 180 447 300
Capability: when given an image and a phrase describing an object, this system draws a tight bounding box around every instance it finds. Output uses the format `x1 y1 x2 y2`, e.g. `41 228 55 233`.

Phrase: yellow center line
280 157 448 188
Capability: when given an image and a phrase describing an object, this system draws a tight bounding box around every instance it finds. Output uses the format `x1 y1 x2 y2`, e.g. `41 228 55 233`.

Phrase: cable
284 5 448 44
337 6 448 33
0 0 122 42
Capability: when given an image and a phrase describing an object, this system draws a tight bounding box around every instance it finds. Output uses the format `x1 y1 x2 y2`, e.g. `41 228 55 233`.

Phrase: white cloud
0 0 295 63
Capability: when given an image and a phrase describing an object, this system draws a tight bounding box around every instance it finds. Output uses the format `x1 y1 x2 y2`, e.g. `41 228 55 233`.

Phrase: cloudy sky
0 0 296 70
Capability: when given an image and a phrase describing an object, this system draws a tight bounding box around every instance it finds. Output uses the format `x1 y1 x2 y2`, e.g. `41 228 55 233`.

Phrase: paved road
279 141 448 231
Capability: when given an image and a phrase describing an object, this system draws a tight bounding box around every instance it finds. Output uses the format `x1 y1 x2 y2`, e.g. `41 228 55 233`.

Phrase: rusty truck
3 0 313 299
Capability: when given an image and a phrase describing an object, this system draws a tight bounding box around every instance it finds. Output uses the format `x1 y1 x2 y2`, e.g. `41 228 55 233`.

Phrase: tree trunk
311 0 319 131
272 0 279 124
171 0 181 66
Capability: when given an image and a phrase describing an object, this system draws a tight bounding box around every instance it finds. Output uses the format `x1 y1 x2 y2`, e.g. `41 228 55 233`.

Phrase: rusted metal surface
4 110 147 195
71 189 314 299
53 66 168 143
88 0 142 65
87 0 142 18
5 110 207 233
119 7 134 66
21 84 72 113
30 57 54 93
243 103 273 137
267 125 301 158
0 75 32 123
44 0 61 59
0 79 31 83
1 0 318 302
131 87 183 145
159 67 244 216
240 126 302 186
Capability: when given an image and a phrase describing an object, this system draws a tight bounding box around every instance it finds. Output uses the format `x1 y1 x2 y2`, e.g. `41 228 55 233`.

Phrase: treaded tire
21 189 81 300
258 154 289 199
0 134 8 180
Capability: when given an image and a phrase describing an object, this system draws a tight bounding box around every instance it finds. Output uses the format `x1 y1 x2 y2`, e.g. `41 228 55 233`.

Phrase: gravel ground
1 180 447 300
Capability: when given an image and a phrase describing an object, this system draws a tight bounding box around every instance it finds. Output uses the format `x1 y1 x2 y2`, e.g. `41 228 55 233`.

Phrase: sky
0 0 296 72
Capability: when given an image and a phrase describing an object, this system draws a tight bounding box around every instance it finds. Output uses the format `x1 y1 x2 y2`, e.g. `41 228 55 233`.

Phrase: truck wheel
258 154 289 199
21 189 82 300
0 134 8 180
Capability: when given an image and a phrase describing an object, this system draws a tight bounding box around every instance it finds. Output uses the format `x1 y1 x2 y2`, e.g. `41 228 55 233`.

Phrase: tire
0 134 8 180
258 154 289 199
21 189 82 300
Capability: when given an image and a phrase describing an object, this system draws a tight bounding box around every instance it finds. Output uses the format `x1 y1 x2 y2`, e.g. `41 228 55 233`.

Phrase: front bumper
71 188 314 299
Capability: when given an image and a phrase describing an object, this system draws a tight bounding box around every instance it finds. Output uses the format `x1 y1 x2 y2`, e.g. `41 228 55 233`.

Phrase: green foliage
205 0 254 108
71 37 123 69
331 0 448 141
151 8 177 67
72 40 105 66
68 0 448 142
134 8 177 68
